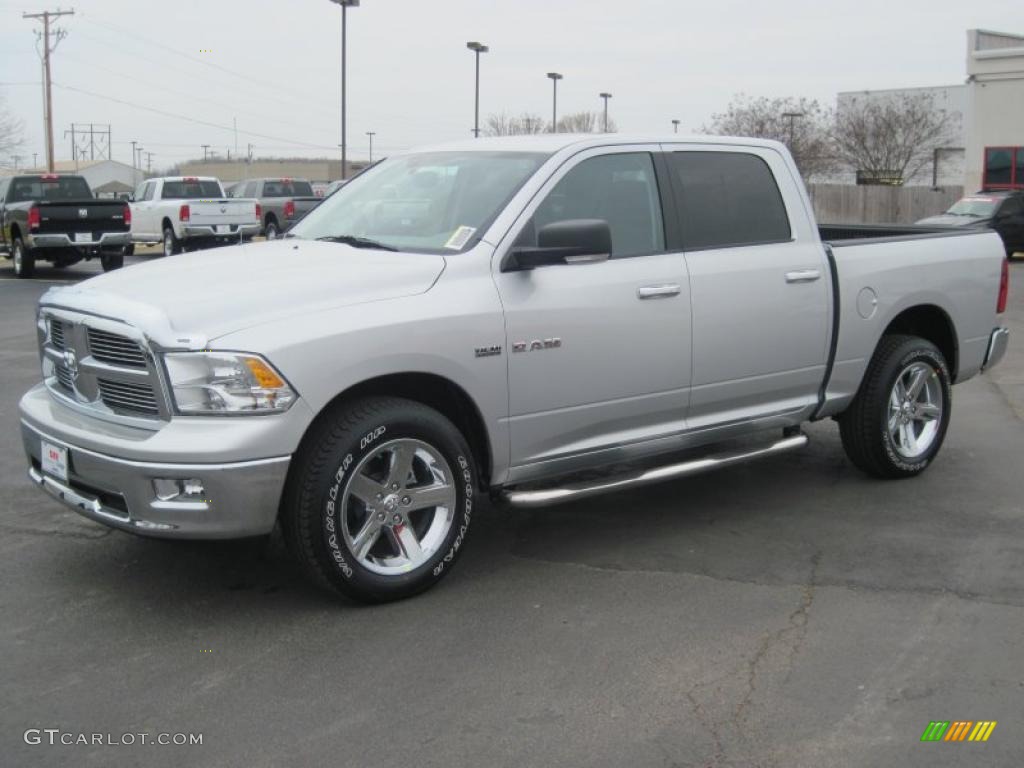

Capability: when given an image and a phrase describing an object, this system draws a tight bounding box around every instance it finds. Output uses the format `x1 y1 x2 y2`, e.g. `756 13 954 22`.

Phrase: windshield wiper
315 235 398 251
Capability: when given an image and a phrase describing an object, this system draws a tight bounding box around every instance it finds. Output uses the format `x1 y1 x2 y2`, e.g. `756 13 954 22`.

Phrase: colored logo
921 721 997 742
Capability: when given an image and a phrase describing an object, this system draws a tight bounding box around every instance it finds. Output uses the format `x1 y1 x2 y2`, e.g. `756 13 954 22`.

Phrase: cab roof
410 133 789 155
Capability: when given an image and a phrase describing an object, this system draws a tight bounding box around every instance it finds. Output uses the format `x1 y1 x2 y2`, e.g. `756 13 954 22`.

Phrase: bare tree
555 111 617 134
831 92 955 184
702 95 836 181
0 93 25 171
484 112 547 137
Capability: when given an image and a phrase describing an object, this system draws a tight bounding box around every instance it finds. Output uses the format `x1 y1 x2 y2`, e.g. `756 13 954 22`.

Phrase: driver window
521 152 665 258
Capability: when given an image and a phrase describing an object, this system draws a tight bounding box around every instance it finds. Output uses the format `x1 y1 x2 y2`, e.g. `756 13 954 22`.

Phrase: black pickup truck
0 174 131 278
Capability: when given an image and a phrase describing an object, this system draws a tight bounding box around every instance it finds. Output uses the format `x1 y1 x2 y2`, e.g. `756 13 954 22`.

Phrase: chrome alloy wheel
13 240 23 273
163 230 174 258
888 361 943 459
339 438 457 576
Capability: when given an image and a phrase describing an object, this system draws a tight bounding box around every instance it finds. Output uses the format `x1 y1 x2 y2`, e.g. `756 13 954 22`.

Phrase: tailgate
186 199 258 226
36 200 129 235
292 197 320 217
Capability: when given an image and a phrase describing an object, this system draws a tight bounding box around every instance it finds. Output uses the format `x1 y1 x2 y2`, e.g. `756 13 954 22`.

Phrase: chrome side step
501 433 808 508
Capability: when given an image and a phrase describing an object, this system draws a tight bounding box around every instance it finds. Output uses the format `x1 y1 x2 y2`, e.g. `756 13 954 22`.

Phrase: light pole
781 111 804 146
671 119 680 133
547 72 563 132
599 92 612 132
366 131 375 162
467 41 488 138
329 0 359 179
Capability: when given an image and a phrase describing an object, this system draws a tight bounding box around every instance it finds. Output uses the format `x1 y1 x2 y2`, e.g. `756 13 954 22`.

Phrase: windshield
162 180 224 199
290 151 549 253
946 197 1000 217
8 175 92 202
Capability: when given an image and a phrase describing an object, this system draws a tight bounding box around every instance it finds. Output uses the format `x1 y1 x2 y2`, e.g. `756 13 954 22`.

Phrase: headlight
163 352 296 414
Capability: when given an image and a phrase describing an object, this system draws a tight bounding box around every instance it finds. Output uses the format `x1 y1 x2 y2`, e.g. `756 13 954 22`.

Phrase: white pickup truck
20 135 1010 603
128 176 260 257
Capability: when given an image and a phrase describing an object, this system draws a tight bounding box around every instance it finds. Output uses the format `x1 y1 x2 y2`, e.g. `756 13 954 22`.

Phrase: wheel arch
301 372 493 490
880 303 959 381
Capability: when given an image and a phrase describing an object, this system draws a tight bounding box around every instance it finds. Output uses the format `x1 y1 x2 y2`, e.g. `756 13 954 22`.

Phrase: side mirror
504 219 612 272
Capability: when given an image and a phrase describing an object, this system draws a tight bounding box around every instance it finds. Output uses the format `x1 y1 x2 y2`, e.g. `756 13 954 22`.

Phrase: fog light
153 478 205 501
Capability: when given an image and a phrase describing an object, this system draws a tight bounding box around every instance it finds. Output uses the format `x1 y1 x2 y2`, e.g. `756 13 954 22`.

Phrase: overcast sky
1 0 1022 170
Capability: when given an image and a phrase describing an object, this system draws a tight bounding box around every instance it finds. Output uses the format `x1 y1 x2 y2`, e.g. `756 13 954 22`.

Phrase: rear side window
161 180 223 199
262 180 313 197
668 152 791 250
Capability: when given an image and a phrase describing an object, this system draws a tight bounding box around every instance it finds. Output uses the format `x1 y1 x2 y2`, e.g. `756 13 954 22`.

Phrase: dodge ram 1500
19 135 1010 602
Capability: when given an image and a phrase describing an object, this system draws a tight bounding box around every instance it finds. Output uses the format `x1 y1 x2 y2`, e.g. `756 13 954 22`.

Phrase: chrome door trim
785 269 821 283
637 283 681 299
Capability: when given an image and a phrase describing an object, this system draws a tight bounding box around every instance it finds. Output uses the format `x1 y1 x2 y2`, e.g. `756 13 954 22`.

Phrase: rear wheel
12 237 34 279
100 251 124 271
265 219 280 240
839 335 951 478
162 226 181 257
282 397 477 603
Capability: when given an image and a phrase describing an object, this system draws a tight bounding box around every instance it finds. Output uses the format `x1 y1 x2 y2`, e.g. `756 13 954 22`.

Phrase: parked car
19 135 1009 603
916 190 1024 256
0 174 131 278
129 176 260 257
231 178 319 239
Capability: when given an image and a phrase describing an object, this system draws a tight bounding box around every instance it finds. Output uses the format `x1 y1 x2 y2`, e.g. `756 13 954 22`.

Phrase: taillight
255 203 262 223
997 258 1009 314
27 206 41 230
283 200 295 219
123 204 132 228
179 204 190 222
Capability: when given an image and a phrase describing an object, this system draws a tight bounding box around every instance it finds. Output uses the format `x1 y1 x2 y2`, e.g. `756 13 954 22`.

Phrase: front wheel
12 237 34 278
839 334 951 478
282 397 477 603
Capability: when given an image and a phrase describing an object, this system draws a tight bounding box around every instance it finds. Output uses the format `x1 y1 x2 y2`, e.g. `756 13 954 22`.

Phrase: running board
502 433 808 508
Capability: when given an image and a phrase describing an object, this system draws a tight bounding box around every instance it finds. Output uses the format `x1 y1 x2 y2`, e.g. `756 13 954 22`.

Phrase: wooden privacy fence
806 184 962 225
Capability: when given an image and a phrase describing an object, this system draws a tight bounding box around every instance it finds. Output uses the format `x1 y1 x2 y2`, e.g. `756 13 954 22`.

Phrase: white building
964 29 1024 192
10 159 145 197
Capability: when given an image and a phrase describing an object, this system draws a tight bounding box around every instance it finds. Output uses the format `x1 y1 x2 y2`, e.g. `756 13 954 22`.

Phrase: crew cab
917 190 1024 257
129 176 260 257
230 178 320 239
19 135 1010 603
0 174 131 278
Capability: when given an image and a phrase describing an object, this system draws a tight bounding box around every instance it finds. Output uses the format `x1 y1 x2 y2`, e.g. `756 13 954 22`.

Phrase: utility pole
365 131 375 162
135 145 144 172
65 123 76 170
130 140 138 171
547 72 563 133
329 0 359 179
33 152 39 168
24 8 74 172
466 41 488 138
145 152 152 173
201 144 210 161
12 155 22 170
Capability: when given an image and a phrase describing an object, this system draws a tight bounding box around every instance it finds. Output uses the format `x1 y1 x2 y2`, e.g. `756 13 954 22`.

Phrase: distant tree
0 93 25 170
831 91 955 184
703 95 835 181
556 111 618 133
484 112 547 136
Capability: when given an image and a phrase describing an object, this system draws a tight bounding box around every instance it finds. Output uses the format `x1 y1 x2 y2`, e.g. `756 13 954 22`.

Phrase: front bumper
182 223 260 239
27 231 131 249
982 327 1009 372
19 384 309 539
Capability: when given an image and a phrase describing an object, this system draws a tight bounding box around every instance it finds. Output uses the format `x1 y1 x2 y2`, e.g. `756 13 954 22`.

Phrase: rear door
493 146 692 477
662 144 830 429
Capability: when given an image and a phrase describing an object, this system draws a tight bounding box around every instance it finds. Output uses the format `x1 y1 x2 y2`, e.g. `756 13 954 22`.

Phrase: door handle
637 284 681 299
785 269 821 283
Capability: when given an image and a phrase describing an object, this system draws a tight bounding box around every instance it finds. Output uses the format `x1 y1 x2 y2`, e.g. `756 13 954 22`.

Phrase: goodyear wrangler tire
283 397 477 603
839 334 951 479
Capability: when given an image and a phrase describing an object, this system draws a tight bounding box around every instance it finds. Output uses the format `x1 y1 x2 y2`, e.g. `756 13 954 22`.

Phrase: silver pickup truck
19 135 1010 603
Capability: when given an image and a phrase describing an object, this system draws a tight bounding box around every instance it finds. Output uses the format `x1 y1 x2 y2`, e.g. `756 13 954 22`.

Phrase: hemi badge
474 345 502 358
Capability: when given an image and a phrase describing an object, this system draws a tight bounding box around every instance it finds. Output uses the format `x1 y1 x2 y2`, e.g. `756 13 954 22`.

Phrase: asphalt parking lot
2 254 1022 768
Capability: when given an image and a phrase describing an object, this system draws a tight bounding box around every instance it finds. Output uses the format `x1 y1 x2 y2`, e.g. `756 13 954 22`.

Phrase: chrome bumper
27 231 131 249
982 327 1009 372
183 223 260 238
22 420 289 539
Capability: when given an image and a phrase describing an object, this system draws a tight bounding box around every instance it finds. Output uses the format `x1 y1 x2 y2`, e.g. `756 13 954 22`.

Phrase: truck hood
40 239 446 347
915 214 991 228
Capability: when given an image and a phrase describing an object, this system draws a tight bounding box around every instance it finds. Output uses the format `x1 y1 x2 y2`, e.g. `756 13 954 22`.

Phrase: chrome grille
50 319 66 350
97 378 160 416
54 363 74 392
87 328 148 368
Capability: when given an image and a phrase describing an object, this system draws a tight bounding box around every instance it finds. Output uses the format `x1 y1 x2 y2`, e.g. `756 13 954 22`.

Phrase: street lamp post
329 0 359 180
671 119 680 133
466 41 489 138
599 92 612 132
547 72 563 132
366 131 376 162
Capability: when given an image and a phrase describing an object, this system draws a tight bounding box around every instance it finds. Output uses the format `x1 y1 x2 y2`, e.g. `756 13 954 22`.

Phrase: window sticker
444 226 477 250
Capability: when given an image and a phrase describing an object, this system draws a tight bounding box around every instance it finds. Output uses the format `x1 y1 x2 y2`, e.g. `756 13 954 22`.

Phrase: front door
493 147 692 479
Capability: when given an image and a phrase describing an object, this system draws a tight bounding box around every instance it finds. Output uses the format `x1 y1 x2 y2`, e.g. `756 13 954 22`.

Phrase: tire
100 251 124 271
265 219 280 240
162 226 182 258
12 237 34 279
839 334 952 478
282 397 477 603
124 243 135 257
